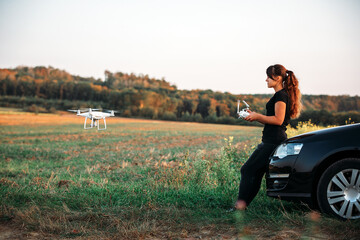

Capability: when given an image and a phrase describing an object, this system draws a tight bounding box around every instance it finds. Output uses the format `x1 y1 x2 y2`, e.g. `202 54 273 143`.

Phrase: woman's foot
234 200 247 210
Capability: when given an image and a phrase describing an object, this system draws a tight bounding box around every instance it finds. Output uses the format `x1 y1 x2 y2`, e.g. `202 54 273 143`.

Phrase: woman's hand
244 101 285 125
244 110 258 122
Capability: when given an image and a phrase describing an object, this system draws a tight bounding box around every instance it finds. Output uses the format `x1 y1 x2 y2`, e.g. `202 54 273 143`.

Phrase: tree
196 98 210 118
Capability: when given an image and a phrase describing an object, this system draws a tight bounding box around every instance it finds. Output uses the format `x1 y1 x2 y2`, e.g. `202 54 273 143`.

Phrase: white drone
237 100 250 119
67 108 117 130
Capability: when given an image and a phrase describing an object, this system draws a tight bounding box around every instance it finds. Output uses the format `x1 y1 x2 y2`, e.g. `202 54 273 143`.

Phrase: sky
0 0 359 96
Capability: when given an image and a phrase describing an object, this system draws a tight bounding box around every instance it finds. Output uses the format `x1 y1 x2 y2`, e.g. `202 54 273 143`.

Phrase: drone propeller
101 109 118 116
103 109 119 113
68 109 97 112
68 109 81 115
78 108 100 111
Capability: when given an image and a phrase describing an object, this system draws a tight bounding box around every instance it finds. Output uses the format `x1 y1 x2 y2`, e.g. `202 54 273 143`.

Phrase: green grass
0 118 359 239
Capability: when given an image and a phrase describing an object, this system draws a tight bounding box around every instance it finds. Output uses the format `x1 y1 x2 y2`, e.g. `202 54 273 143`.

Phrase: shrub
162 111 177 121
204 114 217 123
286 120 326 138
24 104 47 114
139 107 154 119
180 112 192 122
193 113 203 122
122 109 132 117
217 116 235 124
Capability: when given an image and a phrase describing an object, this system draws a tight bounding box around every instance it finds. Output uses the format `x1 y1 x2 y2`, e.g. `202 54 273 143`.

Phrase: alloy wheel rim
327 169 360 219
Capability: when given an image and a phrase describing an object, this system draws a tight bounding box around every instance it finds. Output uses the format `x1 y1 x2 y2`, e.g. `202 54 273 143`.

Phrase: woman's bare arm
244 101 286 126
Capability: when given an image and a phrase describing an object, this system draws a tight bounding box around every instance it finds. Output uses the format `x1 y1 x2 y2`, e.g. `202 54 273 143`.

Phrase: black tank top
262 89 290 144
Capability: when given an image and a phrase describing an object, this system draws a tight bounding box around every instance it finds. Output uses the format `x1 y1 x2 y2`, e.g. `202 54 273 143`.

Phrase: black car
266 123 360 220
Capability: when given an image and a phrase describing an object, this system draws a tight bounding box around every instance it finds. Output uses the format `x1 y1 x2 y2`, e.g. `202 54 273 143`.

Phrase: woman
235 64 301 210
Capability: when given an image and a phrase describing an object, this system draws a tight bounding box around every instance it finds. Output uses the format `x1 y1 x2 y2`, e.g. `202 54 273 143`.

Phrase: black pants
237 142 278 206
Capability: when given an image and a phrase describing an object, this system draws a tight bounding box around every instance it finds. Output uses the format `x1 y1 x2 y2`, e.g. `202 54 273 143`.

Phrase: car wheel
317 158 360 220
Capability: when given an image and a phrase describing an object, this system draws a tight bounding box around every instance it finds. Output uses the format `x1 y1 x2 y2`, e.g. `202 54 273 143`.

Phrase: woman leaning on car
235 64 302 210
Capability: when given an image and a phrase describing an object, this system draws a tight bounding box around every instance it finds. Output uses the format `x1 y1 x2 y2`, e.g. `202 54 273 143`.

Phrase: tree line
0 66 359 126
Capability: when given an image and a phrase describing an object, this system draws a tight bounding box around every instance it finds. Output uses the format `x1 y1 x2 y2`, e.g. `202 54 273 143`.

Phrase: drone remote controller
237 100 250 119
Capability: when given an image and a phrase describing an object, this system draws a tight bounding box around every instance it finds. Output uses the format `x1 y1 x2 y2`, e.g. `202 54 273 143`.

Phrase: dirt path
0 224 56 240
0 224 29 240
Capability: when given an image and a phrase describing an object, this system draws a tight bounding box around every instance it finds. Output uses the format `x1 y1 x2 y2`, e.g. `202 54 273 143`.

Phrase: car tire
317 158 360 220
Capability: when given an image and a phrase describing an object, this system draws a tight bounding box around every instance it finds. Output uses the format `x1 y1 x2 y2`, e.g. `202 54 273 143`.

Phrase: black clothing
237 89 290 206
237 142 278 205
262 89 290 144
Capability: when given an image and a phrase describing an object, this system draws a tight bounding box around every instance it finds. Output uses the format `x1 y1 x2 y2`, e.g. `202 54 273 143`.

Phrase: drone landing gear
83 117 106 130
97 118 106 130
84 117 93 129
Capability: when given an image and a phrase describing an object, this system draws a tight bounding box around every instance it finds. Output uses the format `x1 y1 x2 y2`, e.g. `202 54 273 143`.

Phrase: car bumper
266 155 314 205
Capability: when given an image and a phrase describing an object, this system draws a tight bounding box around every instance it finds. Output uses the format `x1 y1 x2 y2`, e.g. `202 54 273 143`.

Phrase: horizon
2 64 359 97
1 0 359 96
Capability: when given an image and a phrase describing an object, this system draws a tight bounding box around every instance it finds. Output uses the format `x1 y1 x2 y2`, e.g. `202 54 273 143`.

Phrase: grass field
0 111 359 239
